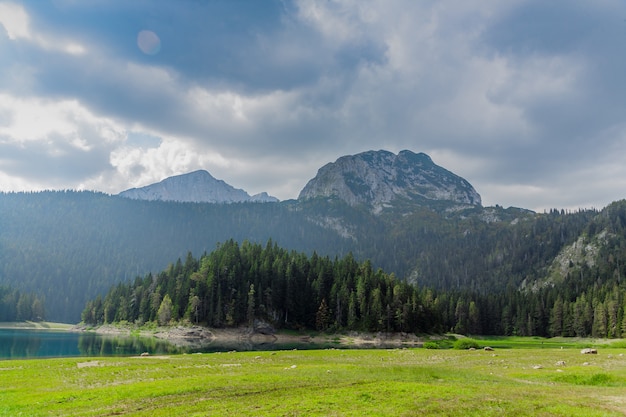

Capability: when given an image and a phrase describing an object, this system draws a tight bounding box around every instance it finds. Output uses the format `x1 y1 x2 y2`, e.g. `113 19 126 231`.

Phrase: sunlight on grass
1 345 625 416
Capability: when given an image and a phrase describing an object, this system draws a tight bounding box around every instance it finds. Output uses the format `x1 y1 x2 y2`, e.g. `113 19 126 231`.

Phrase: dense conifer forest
0 286 45 322
82 240 435 333
83 238 626 338
3 190 626 335
0 191 352 322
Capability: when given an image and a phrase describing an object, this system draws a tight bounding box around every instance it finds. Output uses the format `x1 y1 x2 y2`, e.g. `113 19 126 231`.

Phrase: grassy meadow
1 339 625 416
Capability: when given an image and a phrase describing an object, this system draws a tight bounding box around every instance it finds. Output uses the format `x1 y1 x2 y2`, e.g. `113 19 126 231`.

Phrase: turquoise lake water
0 328 338 359
0 329 179 359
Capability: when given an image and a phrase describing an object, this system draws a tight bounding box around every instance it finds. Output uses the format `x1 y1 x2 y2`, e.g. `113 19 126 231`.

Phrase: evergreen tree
468 301 481 335
157 295 173 325
592 301 607 338
188 295 201 324
549 297 564 337
621 301 626 338
315 298 331 331
247 284 256 328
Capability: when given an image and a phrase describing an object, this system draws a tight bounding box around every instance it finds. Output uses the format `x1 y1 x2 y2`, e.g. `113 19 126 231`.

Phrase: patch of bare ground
603 396 626 414
75 323 426 350
76 361 101 368
337 331 423 347
131 355 170 359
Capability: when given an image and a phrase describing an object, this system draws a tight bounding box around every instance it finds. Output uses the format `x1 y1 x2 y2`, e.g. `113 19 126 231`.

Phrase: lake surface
0 329 339 359
0 329 184 359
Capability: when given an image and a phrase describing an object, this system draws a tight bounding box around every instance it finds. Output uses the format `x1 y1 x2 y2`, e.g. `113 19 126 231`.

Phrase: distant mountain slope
0 192 349 322
119 170 279 203
2 149 624 326
298 150 481 211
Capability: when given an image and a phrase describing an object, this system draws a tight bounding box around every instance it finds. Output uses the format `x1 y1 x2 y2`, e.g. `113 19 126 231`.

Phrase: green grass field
1 342 625 416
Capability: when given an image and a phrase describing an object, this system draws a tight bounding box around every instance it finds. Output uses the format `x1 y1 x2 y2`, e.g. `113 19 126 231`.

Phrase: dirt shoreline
0 321 425 349
0 321 74 331
73 324 425 349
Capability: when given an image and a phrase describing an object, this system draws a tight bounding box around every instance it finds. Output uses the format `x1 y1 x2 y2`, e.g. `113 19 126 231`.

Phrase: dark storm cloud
23 0 384 91
478 0 626 176
0 0 625 211
9 0 387 160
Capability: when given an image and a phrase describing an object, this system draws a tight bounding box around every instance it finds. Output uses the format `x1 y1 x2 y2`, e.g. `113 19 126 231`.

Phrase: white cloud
0 2 85 54
0 93 125 190
0 170 36 192
296 0 378 43
0 0 624 210
109 137 230 190
487 54 584 111
0 2 29 40
0 94 124 148
0 94 123 147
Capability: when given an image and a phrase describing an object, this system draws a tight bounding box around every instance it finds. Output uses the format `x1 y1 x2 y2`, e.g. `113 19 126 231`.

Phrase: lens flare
137 30 161 55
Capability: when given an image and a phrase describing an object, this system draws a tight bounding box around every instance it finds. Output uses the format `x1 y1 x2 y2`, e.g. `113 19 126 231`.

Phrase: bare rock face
298 150 481 211
119 170 279 204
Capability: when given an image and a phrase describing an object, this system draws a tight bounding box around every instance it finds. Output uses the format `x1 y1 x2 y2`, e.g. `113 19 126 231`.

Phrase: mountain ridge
2 149 624 328
298 150 481 212
118 170 279 204
118 150 480 210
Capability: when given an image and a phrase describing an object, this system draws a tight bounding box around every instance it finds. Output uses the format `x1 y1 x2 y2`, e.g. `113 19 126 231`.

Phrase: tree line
82 239 626 338
4 190 626 328
82 240 441 333
0 286 45 322
0 191 352 322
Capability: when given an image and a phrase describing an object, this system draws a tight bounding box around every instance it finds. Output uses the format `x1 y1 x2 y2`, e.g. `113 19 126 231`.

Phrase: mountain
119 170 279 204
1 149 625 330
299 150 481 212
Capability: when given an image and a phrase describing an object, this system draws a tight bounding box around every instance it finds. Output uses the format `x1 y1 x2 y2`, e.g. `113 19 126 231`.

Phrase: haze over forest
2 1 626 337
0 150 625 340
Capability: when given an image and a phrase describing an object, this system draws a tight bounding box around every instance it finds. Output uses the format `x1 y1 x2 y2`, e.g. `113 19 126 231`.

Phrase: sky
0 0 625 212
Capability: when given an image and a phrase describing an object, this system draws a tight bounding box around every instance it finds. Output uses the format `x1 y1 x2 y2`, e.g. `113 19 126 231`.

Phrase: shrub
438 339 454 349
554 373 617 387
609 340 626 349
453 338 480 350
423 341 439 349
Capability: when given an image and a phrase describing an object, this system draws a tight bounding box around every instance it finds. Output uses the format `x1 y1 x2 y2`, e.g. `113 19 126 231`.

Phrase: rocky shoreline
73 324 425 350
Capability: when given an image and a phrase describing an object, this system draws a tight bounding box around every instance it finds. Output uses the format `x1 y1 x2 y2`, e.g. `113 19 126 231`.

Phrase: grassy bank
472 335 626 349
0 321 74 330
1 345 625 416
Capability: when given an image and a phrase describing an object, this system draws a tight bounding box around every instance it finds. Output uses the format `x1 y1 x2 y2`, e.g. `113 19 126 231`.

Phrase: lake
0 329 184 359
0 328 339 359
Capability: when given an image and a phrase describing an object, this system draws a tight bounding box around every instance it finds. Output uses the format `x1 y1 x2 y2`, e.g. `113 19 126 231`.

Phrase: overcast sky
0 0 625 212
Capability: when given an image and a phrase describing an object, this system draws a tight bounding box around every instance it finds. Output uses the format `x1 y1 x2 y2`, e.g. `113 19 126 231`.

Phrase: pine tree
549 297 564 337
157 295 173 325
188 295 201 324
347 291 357 329
621 302 626 338
316 298 331 331
468 301 481 335
454 298 468 334
247 284 255 328
592 301 607 338
606 298 619 338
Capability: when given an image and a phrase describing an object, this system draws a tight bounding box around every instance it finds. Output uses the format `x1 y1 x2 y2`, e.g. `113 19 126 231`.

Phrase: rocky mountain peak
298 150 481 210
118 170 279 204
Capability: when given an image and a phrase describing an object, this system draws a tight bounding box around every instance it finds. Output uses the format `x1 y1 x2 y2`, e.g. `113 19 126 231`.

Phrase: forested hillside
84 239 626 337
2 190 626 331
82 240 434 333
0 191 352 322
0 286 45 322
